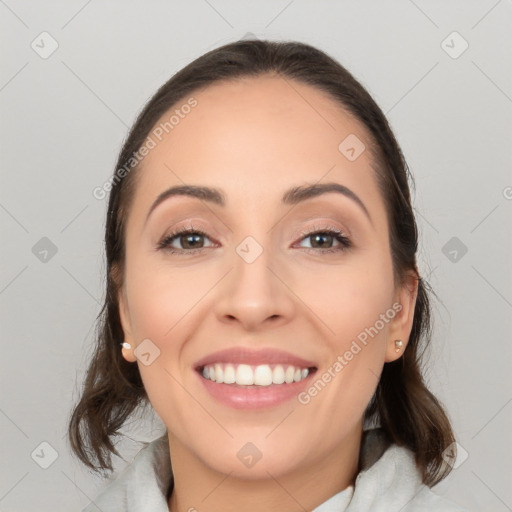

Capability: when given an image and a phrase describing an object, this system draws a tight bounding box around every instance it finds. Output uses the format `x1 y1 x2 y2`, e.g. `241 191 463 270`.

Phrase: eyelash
157 224 352 255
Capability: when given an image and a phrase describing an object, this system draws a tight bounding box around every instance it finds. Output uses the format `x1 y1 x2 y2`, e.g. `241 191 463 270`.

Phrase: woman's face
118 74 416 479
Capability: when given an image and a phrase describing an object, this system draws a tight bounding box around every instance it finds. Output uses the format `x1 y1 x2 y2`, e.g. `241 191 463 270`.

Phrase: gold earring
121 342 131 350
394 340 403 352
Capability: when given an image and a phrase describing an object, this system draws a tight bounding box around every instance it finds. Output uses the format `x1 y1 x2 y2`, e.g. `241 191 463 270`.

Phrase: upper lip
194 347 317 369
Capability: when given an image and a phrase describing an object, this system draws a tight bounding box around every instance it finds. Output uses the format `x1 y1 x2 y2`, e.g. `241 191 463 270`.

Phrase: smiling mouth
197 363 318 386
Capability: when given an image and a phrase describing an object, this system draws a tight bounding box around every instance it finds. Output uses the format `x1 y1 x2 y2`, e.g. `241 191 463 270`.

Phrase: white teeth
285 366 295 383
254 365 273 386
200 363 312 386
236 364 254 385
214 363 223 383
273 365 285 384
223 364 236 384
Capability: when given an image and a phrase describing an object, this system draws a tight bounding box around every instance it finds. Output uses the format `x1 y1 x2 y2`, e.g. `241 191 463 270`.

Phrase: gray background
1 1 511 510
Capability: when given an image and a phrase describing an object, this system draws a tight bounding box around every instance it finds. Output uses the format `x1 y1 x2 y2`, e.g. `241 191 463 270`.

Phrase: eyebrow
145 182 372 224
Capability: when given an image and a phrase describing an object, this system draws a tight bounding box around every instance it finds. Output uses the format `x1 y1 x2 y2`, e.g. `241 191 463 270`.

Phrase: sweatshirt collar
85 427 426 512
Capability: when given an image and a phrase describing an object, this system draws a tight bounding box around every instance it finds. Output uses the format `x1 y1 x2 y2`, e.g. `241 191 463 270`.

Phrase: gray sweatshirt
82 428 471 511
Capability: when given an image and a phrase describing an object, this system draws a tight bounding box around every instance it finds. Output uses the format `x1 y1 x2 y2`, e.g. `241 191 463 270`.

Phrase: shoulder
353 429 473 512
403 485 472 512
82 434 172 512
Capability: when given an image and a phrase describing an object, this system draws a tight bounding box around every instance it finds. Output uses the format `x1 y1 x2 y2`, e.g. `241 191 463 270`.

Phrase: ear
113 264 137 363
384 270 419 363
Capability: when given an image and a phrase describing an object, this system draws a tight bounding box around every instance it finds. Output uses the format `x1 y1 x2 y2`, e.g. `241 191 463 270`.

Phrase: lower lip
196 369 317 410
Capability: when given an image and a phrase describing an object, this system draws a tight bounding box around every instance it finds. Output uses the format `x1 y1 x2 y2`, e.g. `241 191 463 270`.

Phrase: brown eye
296 227 351 253
309 232 335 249
157 229 214 253
177 232 205 250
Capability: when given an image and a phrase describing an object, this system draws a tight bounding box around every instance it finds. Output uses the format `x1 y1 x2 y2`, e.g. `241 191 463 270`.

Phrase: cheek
290 252 394 421
122 266 199 428
293 263 394 447
122 261 218 410
292 252 395 347
124 261 210 343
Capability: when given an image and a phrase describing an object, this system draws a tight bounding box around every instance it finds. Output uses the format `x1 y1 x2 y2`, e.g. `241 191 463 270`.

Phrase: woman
69 39 471 511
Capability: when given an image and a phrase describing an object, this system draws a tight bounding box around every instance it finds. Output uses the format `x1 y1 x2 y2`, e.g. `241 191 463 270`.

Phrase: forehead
127 74 385 226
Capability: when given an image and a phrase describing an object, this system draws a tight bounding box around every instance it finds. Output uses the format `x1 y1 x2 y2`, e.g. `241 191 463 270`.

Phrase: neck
167 422 363 512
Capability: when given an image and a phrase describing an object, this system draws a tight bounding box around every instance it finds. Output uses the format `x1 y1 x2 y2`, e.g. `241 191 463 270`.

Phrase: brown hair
68 39 456 486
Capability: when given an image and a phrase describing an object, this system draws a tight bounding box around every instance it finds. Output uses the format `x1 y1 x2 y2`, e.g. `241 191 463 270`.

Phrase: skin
117 74 418 512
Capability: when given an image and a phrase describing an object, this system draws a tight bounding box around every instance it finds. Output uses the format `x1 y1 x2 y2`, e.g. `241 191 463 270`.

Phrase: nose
213 238 296 332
